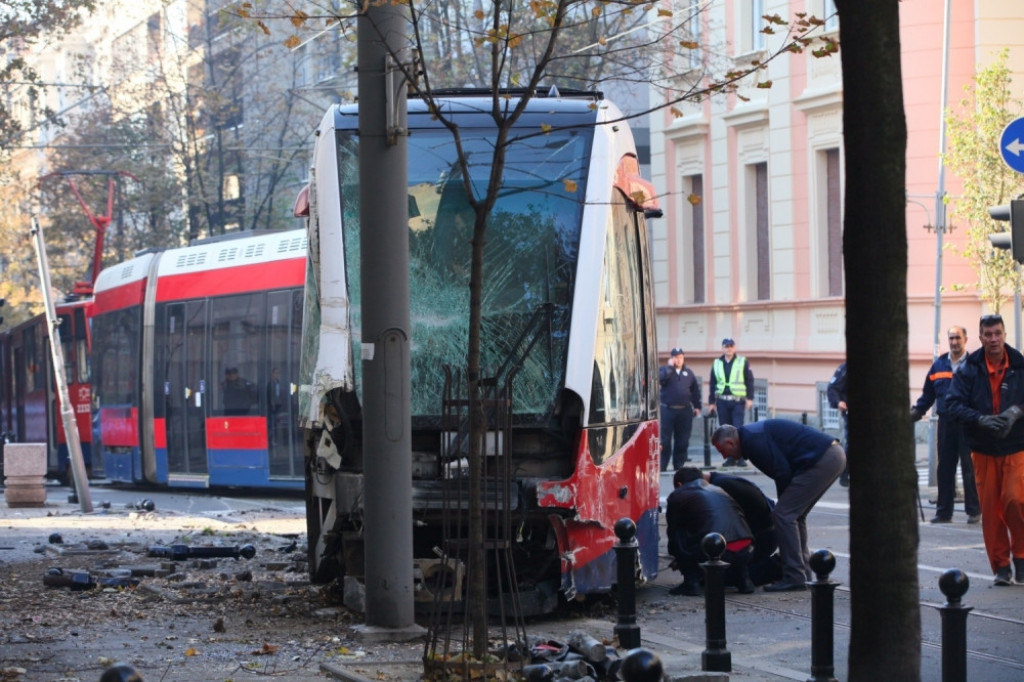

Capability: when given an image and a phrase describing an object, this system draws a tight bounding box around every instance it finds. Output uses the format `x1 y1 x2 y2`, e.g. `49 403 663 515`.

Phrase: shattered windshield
338 126 592 424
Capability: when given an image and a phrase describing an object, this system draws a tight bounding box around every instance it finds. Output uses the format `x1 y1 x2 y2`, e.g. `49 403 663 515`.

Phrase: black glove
978 415 1008 433
909 407 923 422
995 405 1024 439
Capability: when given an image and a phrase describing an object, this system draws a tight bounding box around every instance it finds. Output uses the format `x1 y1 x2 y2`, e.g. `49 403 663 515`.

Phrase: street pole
358 3 414 628
30 218 92 513
927 0 952 487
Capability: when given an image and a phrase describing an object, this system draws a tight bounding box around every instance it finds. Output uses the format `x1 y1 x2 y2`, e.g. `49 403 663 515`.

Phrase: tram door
266 290 303 478
164 301 209 481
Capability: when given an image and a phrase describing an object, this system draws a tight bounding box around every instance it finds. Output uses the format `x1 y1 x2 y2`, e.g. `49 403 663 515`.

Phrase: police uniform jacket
737 420 837 496
659 364 701 409
945 344 1024 456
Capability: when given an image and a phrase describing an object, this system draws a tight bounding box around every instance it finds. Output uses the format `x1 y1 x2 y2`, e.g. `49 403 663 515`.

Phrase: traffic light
988 199 1024 263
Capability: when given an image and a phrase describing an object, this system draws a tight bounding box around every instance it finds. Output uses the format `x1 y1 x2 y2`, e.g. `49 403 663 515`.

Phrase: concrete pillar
4 443 48 507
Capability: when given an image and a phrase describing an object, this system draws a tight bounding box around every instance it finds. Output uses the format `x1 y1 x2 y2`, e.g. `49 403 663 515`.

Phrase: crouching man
665 467 755 596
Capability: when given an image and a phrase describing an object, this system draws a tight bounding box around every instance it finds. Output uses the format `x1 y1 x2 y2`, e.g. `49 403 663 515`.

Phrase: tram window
589 196 645 426
93 308 140 405
211 293 264 416
23 325 43 394
77 340 89 383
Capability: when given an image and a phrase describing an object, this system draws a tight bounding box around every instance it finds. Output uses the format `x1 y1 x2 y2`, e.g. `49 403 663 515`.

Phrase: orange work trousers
972 450 1024 573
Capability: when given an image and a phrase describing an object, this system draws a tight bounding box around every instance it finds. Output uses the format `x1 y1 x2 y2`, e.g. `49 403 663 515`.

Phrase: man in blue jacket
711 420 845 592
911 326 980 524
945 314 1024 586
826 362 850 487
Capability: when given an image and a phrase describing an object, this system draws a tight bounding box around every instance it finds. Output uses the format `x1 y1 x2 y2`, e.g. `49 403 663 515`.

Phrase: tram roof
331 89 613 131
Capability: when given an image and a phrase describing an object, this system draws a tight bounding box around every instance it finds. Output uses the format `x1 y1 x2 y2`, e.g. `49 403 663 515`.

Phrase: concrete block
4 443 47 477
5 476 47 507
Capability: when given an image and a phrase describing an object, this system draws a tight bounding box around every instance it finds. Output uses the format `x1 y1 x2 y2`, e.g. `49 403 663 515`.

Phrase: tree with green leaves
945 49 1024 314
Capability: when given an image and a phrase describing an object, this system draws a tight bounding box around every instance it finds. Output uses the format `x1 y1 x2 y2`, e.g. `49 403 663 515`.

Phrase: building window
687 174 705 303
750 0 765 52
685 8 702 70
825 148 843 296
823 0 839 32
752 162 770 300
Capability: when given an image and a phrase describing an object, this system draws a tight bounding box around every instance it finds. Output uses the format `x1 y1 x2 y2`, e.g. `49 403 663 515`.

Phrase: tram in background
298 91 662 614
90 230 307 490
0 298 95 480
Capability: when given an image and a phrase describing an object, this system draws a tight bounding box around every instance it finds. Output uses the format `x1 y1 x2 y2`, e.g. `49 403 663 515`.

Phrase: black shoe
722 458 738 468
967 514 981 524
838 472 849 487
668 581 703 596
736 458 749 467
734 577 756 594
994 566 1013 586
763 580 807 593
930 515 952 524
1014 559 1024 584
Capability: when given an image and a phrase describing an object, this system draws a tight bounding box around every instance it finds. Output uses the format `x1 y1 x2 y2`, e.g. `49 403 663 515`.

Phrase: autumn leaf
474 9 485 19
756 81 773 89
290 10 309 28
687 193 702 206
679 40 699 50
185 647 199 656
283 35 301 49
257 20 270 35
252 643 279 656
540 123 552 133
658 8 672 16
563 179 578 193
670 107 683 118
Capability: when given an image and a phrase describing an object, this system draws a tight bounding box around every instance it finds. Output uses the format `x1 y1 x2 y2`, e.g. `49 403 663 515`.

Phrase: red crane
39 170 139 296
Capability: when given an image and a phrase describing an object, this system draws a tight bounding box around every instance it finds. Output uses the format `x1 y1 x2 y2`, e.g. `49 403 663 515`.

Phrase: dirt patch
0 502 426 682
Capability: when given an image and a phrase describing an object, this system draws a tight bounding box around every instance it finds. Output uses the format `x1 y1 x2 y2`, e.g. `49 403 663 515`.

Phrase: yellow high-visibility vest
713 357 748 397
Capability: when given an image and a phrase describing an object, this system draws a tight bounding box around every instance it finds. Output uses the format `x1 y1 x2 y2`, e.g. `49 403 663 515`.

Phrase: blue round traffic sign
1000 117 1024 174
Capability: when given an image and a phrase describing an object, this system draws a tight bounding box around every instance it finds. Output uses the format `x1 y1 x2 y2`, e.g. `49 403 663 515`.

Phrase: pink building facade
649 0 1024 422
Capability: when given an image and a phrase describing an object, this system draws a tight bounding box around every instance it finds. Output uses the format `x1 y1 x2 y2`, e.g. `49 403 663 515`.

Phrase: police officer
708 338 755 466
659 348 701 471
827 362 850 486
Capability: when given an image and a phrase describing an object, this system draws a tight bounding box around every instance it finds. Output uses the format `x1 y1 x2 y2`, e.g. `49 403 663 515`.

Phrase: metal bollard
620 647 663 682
938 568 972 682
808 549 839 682
700 532 731 672
614 518 641 649
703 413 713 467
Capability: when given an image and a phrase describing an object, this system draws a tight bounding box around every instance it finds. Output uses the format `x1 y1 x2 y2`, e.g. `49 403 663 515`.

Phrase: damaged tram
298 92 662 614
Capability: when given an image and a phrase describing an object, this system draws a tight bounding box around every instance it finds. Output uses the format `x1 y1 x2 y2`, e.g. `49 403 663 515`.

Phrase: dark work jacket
659 365 701 409
738 420 836 496
945 344 1024 456
665 479 752 564
707 472 775 537
912 352 958 418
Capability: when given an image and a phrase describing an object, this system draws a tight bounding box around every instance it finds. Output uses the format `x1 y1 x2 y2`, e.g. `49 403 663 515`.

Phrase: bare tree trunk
837 1 922 679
